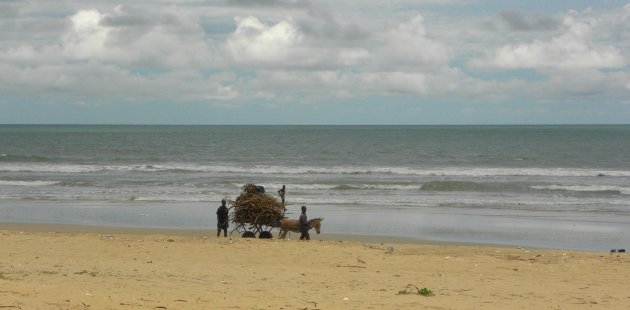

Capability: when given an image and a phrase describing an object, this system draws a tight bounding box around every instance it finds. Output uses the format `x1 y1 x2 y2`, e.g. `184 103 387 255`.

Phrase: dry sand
1 224 628 309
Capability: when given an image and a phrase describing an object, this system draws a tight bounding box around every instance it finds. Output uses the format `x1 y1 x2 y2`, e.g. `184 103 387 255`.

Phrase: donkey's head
309 218 323 234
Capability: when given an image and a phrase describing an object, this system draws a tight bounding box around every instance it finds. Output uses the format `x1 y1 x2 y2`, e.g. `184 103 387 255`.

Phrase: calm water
1 125 629 250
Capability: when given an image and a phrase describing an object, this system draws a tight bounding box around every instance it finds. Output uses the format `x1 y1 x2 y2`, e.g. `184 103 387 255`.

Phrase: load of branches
229 184 286 234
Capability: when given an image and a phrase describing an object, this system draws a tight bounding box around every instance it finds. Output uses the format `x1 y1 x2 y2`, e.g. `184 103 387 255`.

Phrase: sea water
1 125 629 250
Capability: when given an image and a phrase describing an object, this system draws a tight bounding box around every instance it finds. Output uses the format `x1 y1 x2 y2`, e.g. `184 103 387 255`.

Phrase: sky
1 0 630 125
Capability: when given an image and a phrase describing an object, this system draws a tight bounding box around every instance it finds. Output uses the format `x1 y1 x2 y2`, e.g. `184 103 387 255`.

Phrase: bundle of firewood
230 184 286 228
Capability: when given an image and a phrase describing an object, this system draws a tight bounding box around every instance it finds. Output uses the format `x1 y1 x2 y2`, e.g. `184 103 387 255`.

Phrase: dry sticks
229 184 286 235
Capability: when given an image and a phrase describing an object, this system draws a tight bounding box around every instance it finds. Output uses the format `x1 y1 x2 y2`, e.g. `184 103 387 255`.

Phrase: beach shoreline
0 221 460 247
0 221 597 251
3 199 628 251
2 223 629 309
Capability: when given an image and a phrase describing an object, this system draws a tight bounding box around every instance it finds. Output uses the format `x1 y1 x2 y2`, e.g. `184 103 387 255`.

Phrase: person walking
299 205 310 240
216 199 229 237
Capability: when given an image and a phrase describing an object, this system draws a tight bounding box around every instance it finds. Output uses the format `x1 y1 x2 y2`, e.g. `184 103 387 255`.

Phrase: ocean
1 125 629 250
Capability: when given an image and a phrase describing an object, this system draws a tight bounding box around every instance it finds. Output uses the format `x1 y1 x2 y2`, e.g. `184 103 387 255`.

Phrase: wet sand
1 223 629 309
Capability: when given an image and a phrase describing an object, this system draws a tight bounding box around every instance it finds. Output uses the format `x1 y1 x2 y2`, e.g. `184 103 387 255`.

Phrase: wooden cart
229 184 286 238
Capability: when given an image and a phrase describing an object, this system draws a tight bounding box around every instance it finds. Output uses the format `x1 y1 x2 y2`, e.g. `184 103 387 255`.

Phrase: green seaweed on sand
397 284 434 296
419 287 434 296
74 270 98 277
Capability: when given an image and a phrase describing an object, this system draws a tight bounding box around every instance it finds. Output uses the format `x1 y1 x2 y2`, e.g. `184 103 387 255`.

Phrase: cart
229 184 286 238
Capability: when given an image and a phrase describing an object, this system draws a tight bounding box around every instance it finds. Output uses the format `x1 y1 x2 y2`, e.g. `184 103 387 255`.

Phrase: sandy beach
1 224 628 309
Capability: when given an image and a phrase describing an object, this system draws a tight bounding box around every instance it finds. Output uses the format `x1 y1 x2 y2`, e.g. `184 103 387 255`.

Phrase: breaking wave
530 185 630 195
0 180 60 186
420 181 492 192
255 183 420 191
2 163 629 177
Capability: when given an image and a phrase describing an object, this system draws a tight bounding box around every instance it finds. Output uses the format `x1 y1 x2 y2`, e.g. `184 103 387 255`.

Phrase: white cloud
1 1 629 113
251 71 429 96
360 72 428 94
524 68 630 102
63 10 110 59
227 16 303 63
422 68 526 101
372 15 450 69
235 67 529 102
0 62 238 103
336 48 370 66
1 6 220 68
225 15 370 68
470 13 625 70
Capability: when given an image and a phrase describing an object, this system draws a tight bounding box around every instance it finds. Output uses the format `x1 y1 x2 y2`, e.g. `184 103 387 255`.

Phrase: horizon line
1 123 629 126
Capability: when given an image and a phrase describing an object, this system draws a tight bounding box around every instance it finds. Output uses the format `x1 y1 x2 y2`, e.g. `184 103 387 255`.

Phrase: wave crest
530 185 630 195
420 181 490 192
0 180 59 186
2 163 630 178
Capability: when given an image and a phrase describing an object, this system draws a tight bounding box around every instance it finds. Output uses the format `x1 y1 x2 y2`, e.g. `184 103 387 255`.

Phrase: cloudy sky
1 0 630 124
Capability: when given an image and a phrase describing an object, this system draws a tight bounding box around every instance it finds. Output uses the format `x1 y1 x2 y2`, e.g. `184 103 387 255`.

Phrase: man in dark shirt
216 199 229 237
278 185 286 204
299 205 309 240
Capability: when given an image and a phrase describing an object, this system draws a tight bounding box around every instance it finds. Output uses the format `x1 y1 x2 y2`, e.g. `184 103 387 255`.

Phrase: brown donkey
278 218 323 239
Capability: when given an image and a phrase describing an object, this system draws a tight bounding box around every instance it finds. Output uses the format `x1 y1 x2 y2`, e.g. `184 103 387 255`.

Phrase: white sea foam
118 166 627 177
0 180 60 186
131 195 220 202
531 185 630 195
232 183 337 191
0 164 101 173
3 162 630 177
247 183 421 191
409 167 630 177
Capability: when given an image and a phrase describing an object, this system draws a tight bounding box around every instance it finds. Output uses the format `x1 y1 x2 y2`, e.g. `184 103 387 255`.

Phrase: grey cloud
0 62 237 103
498 11 560 32
224 0 313 9
0 4 20 18
97 6 205 51
297 19 370 46
0 17 65 44
101 14 156 28
338 24 369 42
223 0 332 21
292 2 369 46
478 19 498 31
100 6 177 28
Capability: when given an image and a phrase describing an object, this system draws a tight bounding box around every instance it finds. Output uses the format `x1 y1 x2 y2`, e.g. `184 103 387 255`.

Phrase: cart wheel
242 231 256 238
259 231 273 239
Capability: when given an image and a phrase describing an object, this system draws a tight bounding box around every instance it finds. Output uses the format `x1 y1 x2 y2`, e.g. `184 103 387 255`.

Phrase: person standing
299 205 310 240
216 199 229 237
278 185 286 204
